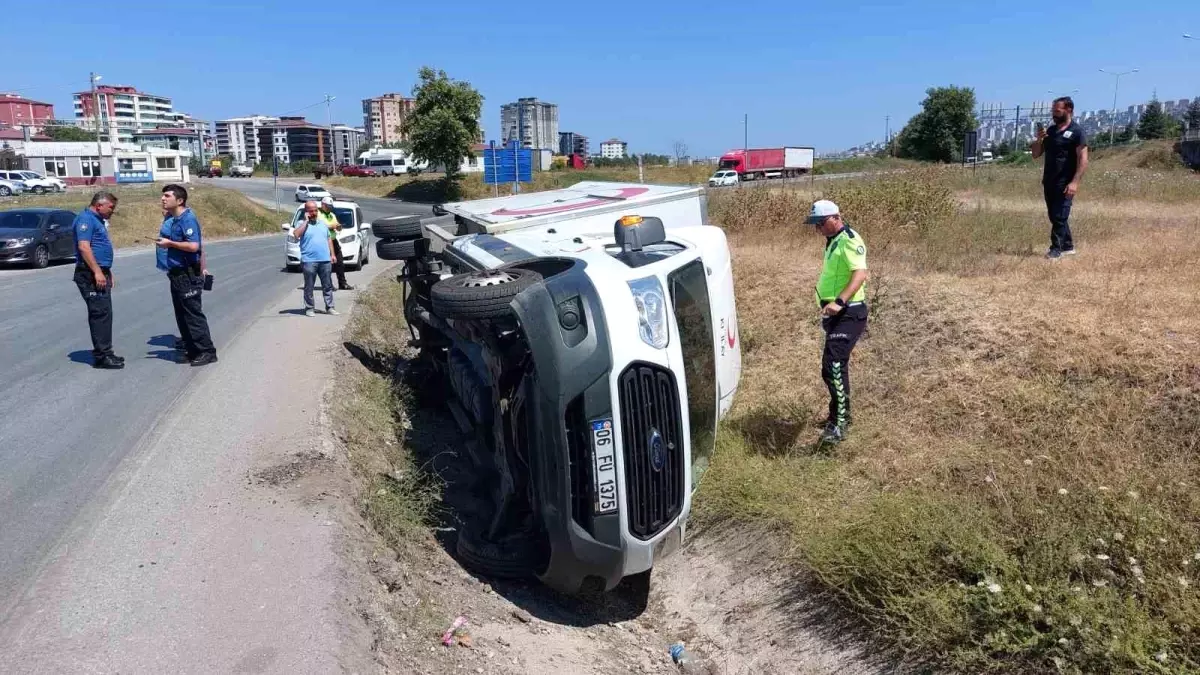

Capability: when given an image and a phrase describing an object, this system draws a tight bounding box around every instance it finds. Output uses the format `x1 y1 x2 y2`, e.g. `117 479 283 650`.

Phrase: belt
819 299 866 308
167 266 201 277
77 264 111 272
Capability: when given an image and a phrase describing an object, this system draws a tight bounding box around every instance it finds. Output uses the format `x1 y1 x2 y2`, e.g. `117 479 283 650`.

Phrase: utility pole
743 113 748 157
885 115 891 155
323 94 336 164
1100 68 1138 145
90 72 103 160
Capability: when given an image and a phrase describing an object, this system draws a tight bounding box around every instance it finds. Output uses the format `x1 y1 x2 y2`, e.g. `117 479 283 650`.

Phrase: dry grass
324 164 719 202
699 166 1200 673
0 183 281 248
335 275 439 551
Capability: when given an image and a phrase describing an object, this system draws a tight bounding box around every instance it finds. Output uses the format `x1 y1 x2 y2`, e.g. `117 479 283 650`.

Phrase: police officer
319 196 354 290
73 191 124 369
156 184 218 366
808 199 869 445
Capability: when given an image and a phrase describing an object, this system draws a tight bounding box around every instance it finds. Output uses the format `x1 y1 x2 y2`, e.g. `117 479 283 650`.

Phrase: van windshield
668 259 717 488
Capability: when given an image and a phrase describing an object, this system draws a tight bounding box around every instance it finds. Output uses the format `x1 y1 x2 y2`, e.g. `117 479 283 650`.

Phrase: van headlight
339 234 357 244
628 276 668 349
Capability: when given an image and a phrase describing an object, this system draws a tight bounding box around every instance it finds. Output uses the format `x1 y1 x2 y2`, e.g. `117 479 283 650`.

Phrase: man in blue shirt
293 200 338 317
156 184 217 366
73 191 124 369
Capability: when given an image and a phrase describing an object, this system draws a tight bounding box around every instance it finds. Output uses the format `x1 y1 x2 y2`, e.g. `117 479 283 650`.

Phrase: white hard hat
320 196 334 205
805 199 840 224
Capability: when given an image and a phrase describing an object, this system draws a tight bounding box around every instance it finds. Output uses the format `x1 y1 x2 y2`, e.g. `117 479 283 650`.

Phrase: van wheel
431 268 542 320
376 237 427 261
455 521 538 579
372 215 423 240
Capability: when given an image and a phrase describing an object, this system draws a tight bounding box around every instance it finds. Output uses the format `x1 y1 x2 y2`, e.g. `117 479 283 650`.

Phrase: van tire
455 521 538 579
372 215 423 240
431 268 542 320
376 237 426 261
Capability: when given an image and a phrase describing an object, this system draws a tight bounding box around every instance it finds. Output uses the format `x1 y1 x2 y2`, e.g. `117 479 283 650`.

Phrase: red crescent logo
726 319 737 348
490 187 651 217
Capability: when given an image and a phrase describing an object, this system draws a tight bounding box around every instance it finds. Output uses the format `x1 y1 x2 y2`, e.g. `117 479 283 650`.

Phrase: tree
895 86 979 163
995 140 1013 157
1137 97 1174 140
1185 100 1200 133
401 66 483 180
672 140 689 164
43 125 97 142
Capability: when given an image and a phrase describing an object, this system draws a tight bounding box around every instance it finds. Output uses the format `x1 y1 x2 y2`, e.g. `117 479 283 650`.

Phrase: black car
0 209 79 268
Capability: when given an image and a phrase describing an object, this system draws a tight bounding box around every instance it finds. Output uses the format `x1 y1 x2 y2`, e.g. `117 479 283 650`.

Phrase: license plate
591 419 617 515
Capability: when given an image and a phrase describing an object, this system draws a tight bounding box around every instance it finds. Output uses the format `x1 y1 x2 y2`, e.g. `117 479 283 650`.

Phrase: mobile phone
203 273 214 291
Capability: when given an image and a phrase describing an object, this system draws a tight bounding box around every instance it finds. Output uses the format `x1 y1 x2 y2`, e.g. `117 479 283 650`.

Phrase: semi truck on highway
716 146 814 180
371 182 742 595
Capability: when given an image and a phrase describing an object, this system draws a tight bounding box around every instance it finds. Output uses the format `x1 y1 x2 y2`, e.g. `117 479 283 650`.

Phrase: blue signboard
272 156 279 178
483 141 532 185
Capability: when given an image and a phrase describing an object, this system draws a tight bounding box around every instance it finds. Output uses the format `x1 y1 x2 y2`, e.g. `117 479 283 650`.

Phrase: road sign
272 156 279 178
483 141 532 185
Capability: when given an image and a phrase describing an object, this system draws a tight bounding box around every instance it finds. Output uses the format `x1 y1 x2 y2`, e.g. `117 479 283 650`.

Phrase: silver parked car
0 170 66 194
0 177 27 197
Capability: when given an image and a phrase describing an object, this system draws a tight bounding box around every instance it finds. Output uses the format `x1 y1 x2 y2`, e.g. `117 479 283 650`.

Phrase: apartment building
330 125 366 165
256 117 331 165
362 93 415 146
500 98 558 150
558 131 589 157
599 138 627 159
0 93 55 131
215 115 280 165
73 85 175 143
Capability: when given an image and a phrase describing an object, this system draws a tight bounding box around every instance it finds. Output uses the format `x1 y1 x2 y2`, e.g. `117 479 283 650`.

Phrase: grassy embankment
320 156 914 202
327 150 1199 672
0 184 280 248
700 161 1200 673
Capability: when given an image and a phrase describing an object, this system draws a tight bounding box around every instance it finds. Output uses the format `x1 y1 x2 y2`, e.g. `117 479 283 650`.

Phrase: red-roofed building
0 94 55 131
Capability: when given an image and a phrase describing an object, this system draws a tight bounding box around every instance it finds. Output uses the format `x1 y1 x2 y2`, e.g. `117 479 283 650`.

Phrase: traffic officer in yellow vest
318 196 354 290
808 199 869 445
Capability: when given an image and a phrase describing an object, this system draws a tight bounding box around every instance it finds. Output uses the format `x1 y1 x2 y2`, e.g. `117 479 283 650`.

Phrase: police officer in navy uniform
73 191 124 369
156 184 217 366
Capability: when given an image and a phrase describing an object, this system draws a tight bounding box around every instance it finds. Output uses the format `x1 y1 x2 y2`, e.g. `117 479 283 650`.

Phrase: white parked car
230 164 254 177
707 170 739 187
0 170 66 194
281 199 372 271
294 184 332 202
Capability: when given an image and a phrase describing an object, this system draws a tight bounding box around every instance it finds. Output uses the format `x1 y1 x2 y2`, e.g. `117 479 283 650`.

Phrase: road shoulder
0 262 391 674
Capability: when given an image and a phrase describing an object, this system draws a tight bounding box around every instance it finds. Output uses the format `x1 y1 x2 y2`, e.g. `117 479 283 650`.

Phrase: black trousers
169 269 215 358
330 238 350 288
821 303 868 427
1043 183 1075 252
74 265 114 359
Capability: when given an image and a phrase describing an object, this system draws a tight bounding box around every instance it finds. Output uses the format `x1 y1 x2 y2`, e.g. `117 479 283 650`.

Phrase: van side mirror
280 223 291 231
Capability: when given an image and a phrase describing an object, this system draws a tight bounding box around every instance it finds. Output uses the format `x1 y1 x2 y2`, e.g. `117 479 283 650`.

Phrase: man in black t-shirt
1031 96 1089 259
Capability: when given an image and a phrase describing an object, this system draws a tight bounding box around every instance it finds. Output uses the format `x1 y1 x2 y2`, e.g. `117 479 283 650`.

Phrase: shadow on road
147 334 177 348
67 350 93 365
277 308 309 316
379 351 651 629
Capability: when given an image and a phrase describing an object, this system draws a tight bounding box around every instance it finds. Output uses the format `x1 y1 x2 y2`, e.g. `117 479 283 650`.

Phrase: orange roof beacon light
614 214 666 254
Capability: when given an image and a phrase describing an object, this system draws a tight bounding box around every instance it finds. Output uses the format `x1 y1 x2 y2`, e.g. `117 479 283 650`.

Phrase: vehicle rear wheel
431 268 542 320
33 186 46 195
0 186 11 197
455 520 539 580
372 215 423 240
33 245 49 269
376 237 427 261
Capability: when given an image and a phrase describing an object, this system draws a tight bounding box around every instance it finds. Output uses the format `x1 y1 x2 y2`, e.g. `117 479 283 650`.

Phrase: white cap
805 199 840 224
320 196 334 205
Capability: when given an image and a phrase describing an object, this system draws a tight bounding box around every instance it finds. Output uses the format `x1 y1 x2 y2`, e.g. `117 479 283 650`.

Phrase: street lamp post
1099 68 1139 146
323 94 336 164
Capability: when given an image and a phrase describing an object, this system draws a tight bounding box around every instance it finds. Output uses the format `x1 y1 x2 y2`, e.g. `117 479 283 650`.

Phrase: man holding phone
294 200 338 317
1032 96 1088 259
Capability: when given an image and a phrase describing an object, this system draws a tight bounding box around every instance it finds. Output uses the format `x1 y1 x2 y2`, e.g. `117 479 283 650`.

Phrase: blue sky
6 0 1200 156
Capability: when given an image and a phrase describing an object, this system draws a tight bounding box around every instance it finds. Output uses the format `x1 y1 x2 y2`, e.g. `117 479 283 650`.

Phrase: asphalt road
202 176 434 222
0 183 429 621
